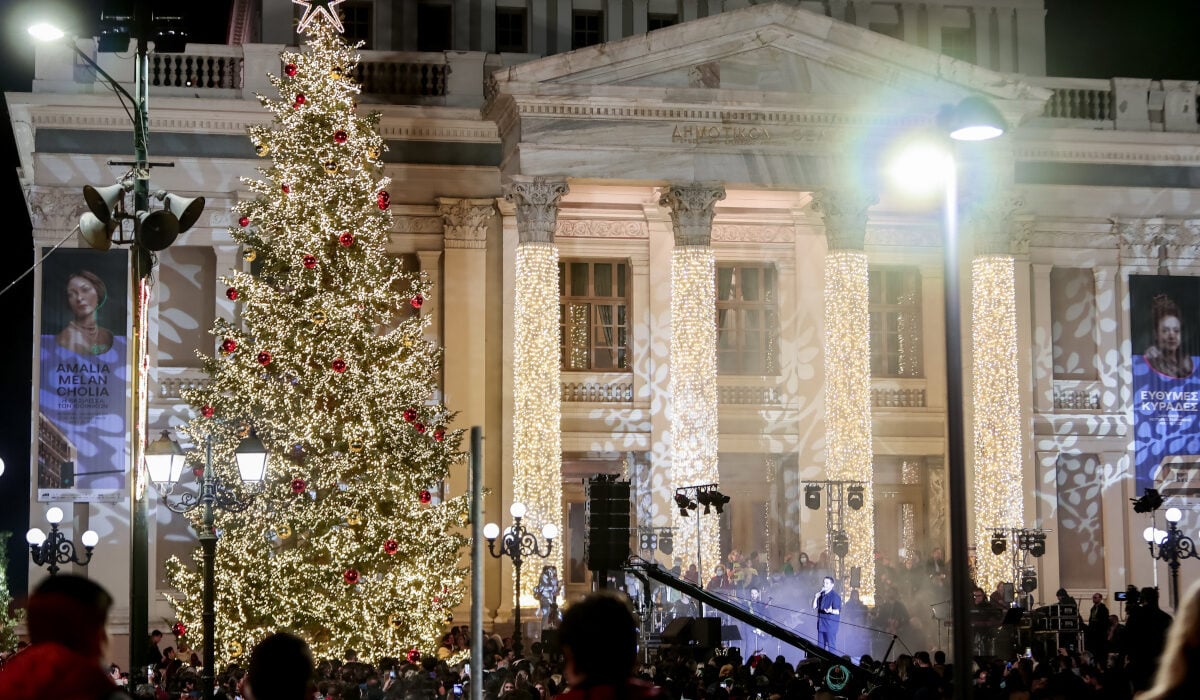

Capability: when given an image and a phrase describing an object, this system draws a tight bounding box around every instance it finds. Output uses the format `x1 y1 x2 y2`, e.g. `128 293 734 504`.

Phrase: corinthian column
503 177 568 596
661 183 724 582
965 190 1026 594
813 186 877 603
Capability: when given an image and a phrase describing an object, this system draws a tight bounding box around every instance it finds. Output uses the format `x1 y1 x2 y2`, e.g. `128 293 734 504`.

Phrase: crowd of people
4 567 1200 700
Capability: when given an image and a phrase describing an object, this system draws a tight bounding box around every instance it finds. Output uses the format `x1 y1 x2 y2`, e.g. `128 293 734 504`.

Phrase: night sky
0 0 1197 599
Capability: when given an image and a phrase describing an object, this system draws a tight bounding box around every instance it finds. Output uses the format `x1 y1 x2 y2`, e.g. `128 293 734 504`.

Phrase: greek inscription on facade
671 124 771 145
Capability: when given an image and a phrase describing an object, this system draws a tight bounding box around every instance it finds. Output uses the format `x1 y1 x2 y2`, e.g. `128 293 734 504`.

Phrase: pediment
492 2 1049 117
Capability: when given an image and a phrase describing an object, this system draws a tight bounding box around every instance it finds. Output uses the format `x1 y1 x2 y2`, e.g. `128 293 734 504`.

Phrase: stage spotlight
674 492 695 517
846 484 864 511
804 484 822 510
831 530 850 558
710 489 729 514
991 531 1007 555
659 531 673 555
1020 568 1038 593
1029 532 1046 558
1131 488 1164 514
696 490 713 515
639 532 657 551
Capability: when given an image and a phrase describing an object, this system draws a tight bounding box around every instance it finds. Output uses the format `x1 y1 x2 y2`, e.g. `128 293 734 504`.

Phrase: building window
417 2 453 52
869 267 923 377
559 260 630 371
496 7 528 52
340 1 373 48
572 11 603 49
941 26 976 64
648 13 678 31
716 264 779 375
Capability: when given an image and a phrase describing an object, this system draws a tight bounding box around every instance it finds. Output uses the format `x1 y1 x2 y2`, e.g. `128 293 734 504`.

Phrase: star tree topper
294 0 346 33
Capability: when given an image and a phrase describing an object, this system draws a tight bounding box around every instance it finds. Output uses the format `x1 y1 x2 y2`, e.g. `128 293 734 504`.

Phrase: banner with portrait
1130 275 1200 499
36 248 129 502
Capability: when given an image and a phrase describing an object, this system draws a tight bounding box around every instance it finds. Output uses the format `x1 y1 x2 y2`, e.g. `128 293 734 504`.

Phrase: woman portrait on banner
1144 294 1195 379
55 270 114 356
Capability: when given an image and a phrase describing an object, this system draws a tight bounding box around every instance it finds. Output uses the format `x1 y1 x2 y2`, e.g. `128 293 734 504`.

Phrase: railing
150 46 243 89
872 387 926 408
561 377 634 402
353 53 448 97
156 367 212 400
1032 77 1114 121
1028 76 1200 132
718 384 782 405
1053 380 1102 411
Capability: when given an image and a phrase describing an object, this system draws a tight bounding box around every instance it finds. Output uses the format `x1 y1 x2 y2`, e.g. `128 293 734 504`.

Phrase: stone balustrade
561 379 634 403
156 367 211 401
1029 76 1199 132
871 386 926 408
1052 381 1102 411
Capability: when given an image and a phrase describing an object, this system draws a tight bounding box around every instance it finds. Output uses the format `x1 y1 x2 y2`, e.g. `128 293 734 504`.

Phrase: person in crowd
812 575 842 652
1144 294 1195 378
0 574 127 699
147 630 164 668
1137 581 1200 699
239 632 315 700
707 563 732 591
1088 592 1111 662
1125 586 1174 691
556 590 662 700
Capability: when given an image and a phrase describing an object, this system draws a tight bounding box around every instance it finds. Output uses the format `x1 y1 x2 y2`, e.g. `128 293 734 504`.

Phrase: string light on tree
165 11 467 665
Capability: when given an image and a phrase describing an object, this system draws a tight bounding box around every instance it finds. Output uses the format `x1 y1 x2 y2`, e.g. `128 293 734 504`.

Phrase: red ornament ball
172 622 187 637
344 569 360 585
433 428 445 442
281 183 291 194
201 405 215 418
406 649 420 664
414 422 426 434
257 350 273 366
384 538 399 555
331 358 347 373
291 478 307 494
284 63 297 77
334 130 348 144
221 338 238 353
419 489 432 504
432 596 440 604
295 93 306 105
225 287 239 301
303 254 318 269
377 190 391 210
238 216 250 228
192 466 205 478
410 294 424 309
403 407 417 423
338 231 355 247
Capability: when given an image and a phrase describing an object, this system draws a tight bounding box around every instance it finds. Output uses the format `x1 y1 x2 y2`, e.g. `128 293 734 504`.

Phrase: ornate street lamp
483 502 557 657
26 507 99 576
1144 507 1199 610
145 427 268 700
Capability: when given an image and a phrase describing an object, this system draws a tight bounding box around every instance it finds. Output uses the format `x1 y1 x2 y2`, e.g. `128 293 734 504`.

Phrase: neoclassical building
11 0 1200 665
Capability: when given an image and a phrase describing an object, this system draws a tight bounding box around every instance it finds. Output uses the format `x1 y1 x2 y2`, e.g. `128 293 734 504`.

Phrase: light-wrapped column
814 187 877 603
969 199 1025 593
662 183 724 582
504 177 568 598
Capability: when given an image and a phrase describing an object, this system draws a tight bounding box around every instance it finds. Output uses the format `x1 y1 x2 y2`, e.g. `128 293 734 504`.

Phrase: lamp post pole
484 504 556 658
1145 508 1199 610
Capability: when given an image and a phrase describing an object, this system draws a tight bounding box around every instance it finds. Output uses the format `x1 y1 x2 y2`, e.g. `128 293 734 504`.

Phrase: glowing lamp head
46 507 64 525
483 523 500 541
542 523 558 541
944 96 1007 142
28 23 66 41
26 528 47 546
1143 526 1156 543
81 530 99 548
1166 507 1183 524
509 502 527 520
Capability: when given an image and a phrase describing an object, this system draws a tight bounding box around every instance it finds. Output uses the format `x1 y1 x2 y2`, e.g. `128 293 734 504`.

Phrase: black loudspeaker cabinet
585 478 631 571
662 617 694 644
692 617 721 648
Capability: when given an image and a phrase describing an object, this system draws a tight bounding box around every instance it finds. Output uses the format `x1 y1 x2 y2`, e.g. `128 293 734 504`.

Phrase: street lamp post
145 428 269 700
483 502 557 658
25 507 99 576
1144 507 1199 610
30 3 203 674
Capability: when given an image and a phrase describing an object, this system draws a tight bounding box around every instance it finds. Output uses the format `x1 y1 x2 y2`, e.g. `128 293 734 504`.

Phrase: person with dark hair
1139 580 1200 699
147 630 164 668
556 591 662 700
56 269 115 356
1145 294 1194 378
1087 592 1111 663
239 632 315 700
1125 586 1174 691
0 574 128 699
812 575 841 652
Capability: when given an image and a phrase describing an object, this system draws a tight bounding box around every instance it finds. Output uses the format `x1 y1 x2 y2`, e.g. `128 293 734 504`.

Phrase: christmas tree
0 534 21 652
166 11 468 664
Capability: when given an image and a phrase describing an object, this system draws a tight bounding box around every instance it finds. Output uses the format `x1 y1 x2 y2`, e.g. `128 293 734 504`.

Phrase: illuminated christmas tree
0 533 21 652
166 10 467 664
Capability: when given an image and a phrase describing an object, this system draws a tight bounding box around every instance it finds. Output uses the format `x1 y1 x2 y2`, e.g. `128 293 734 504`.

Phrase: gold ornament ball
312 310 327 324
403 338 414 348
367 148 380 162
237 422 251 438
277 524 293 539
347 511 362 526
331 66 344 79
324 161 339 174
227 640 243 658
349 441 364 453
243 249 258 262
255 143 270 157
388 614 403 630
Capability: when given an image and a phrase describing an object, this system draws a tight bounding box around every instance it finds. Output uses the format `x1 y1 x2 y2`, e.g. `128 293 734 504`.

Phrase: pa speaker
661 617 693 644
691 618 721 648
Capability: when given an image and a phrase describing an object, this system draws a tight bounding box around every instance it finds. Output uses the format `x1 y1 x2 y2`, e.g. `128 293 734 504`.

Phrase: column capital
659 183 726 247
812 187 876 251
437 197 494 249
964 189 1030 255
503 176 569 244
